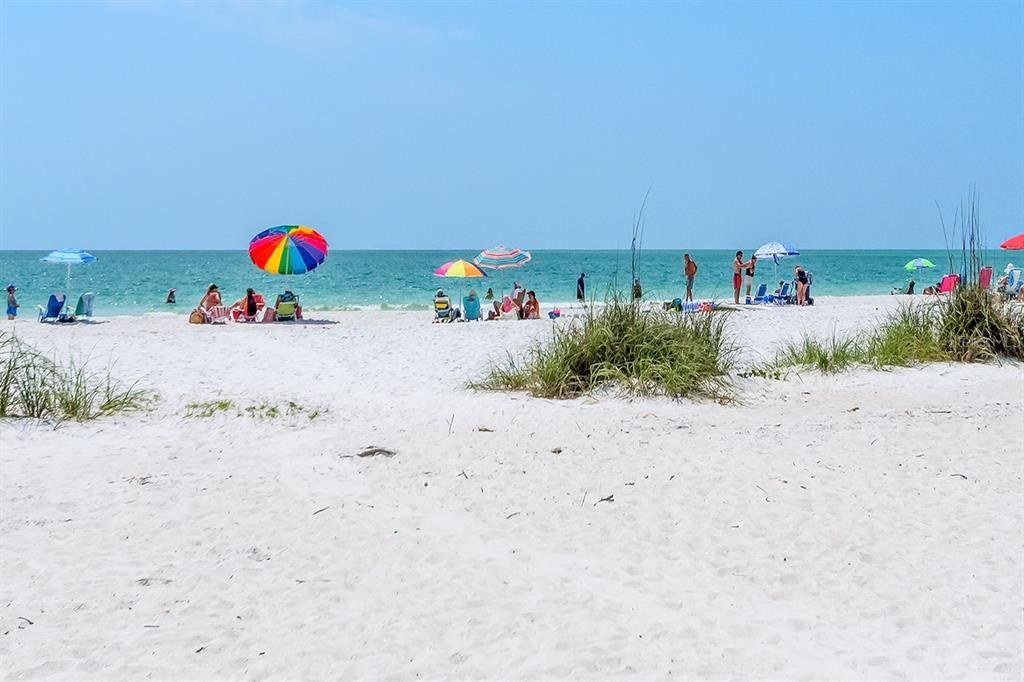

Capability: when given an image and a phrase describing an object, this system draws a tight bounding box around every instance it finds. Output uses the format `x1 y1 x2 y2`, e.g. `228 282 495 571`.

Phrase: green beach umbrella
904 258 936 271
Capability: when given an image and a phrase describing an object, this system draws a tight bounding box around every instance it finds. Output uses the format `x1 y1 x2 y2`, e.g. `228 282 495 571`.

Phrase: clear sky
1 0 1021 250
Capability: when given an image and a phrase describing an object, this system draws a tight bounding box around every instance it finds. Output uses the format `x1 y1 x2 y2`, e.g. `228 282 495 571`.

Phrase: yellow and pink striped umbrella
433 259 487 278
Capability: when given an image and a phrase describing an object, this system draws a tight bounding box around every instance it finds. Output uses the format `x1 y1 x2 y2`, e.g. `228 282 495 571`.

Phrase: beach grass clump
935 285 1024 362
0 332 151 422
185 398 325 421
762 291 1024 376
775 334 865 374
185 399 235 418
474 299 738 400
862 304 945 367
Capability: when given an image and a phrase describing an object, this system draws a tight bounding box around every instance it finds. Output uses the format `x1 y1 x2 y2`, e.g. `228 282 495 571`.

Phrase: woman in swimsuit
199 283 222 310
745 255 757 302
6 285 18 320
794 265 809 305
244 288 258 320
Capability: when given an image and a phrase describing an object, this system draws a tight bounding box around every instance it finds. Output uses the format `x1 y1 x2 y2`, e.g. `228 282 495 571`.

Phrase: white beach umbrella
754 242 799 280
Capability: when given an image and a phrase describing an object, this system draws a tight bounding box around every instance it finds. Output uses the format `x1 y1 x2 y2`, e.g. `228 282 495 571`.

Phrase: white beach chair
204 305 231 324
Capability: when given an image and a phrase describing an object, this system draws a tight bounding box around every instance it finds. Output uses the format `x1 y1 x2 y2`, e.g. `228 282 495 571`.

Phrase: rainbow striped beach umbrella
473 245 532 270
249 225 328 275
433 259 488 278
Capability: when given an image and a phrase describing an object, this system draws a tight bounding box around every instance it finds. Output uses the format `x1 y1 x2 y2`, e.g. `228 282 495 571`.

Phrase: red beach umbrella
1000 234 1024 250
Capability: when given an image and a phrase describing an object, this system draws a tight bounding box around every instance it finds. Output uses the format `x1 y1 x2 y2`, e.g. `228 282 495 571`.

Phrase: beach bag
189 309 205 325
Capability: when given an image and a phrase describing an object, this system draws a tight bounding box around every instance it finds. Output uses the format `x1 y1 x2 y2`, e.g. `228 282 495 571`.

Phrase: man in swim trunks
732 251 745 304
683 254 697 302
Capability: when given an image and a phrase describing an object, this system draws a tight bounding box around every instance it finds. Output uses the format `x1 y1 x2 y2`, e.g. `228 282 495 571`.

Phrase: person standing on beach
683 254 697 302
745 255 758 303
576 272 586 302
6 285 19 320
732 251 745 304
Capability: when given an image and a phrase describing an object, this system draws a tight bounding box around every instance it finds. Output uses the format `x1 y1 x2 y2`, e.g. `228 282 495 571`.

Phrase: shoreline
3 293 948 318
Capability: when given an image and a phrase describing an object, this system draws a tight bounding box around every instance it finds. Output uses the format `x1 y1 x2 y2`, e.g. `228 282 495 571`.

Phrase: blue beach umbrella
41 249 96 291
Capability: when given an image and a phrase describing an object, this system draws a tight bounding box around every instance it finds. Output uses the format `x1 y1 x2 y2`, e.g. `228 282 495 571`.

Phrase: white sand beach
1 296 1022 681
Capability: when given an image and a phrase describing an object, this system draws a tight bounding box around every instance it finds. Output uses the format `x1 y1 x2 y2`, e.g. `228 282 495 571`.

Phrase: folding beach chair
462 295 481 321
938 274 959 295
204 305 231 324
752 283 768 303
74 292 94 317
768 282 790 304
979 266 993 291
37 294 66 323
1001 270 1022 300
433 297 453 322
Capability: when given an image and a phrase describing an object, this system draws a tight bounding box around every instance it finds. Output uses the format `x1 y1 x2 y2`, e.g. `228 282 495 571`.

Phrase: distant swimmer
166 288 176 304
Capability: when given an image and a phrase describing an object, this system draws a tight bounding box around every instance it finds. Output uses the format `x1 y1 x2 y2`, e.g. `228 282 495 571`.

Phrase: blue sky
1 0 1020 250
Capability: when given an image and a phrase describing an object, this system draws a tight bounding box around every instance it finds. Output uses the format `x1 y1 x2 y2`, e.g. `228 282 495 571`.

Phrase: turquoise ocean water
0 249 1007 316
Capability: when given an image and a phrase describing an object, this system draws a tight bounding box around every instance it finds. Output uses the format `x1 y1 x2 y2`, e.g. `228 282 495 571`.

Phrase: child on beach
6 285 18 320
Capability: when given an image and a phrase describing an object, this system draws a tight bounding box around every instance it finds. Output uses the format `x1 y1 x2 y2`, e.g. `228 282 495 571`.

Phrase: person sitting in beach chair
488 294 520 320
462 290 481 321
767 281 790 304
891 280 915 295
433 289 453 323
274 291 300 321
232 288 266 322
523 290 541 319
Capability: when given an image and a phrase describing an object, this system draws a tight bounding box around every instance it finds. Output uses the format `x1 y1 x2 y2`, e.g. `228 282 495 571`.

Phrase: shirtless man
732 251 745 304
683 253 698 302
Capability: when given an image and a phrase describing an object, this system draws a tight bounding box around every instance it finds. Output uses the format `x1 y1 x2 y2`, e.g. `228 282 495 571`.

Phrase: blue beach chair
768 282 790 304
37 294 66 323
752 283 768 303
462 295 481 321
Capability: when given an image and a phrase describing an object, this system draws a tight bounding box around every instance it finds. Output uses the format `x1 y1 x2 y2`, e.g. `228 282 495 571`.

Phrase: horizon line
0 246 977 253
